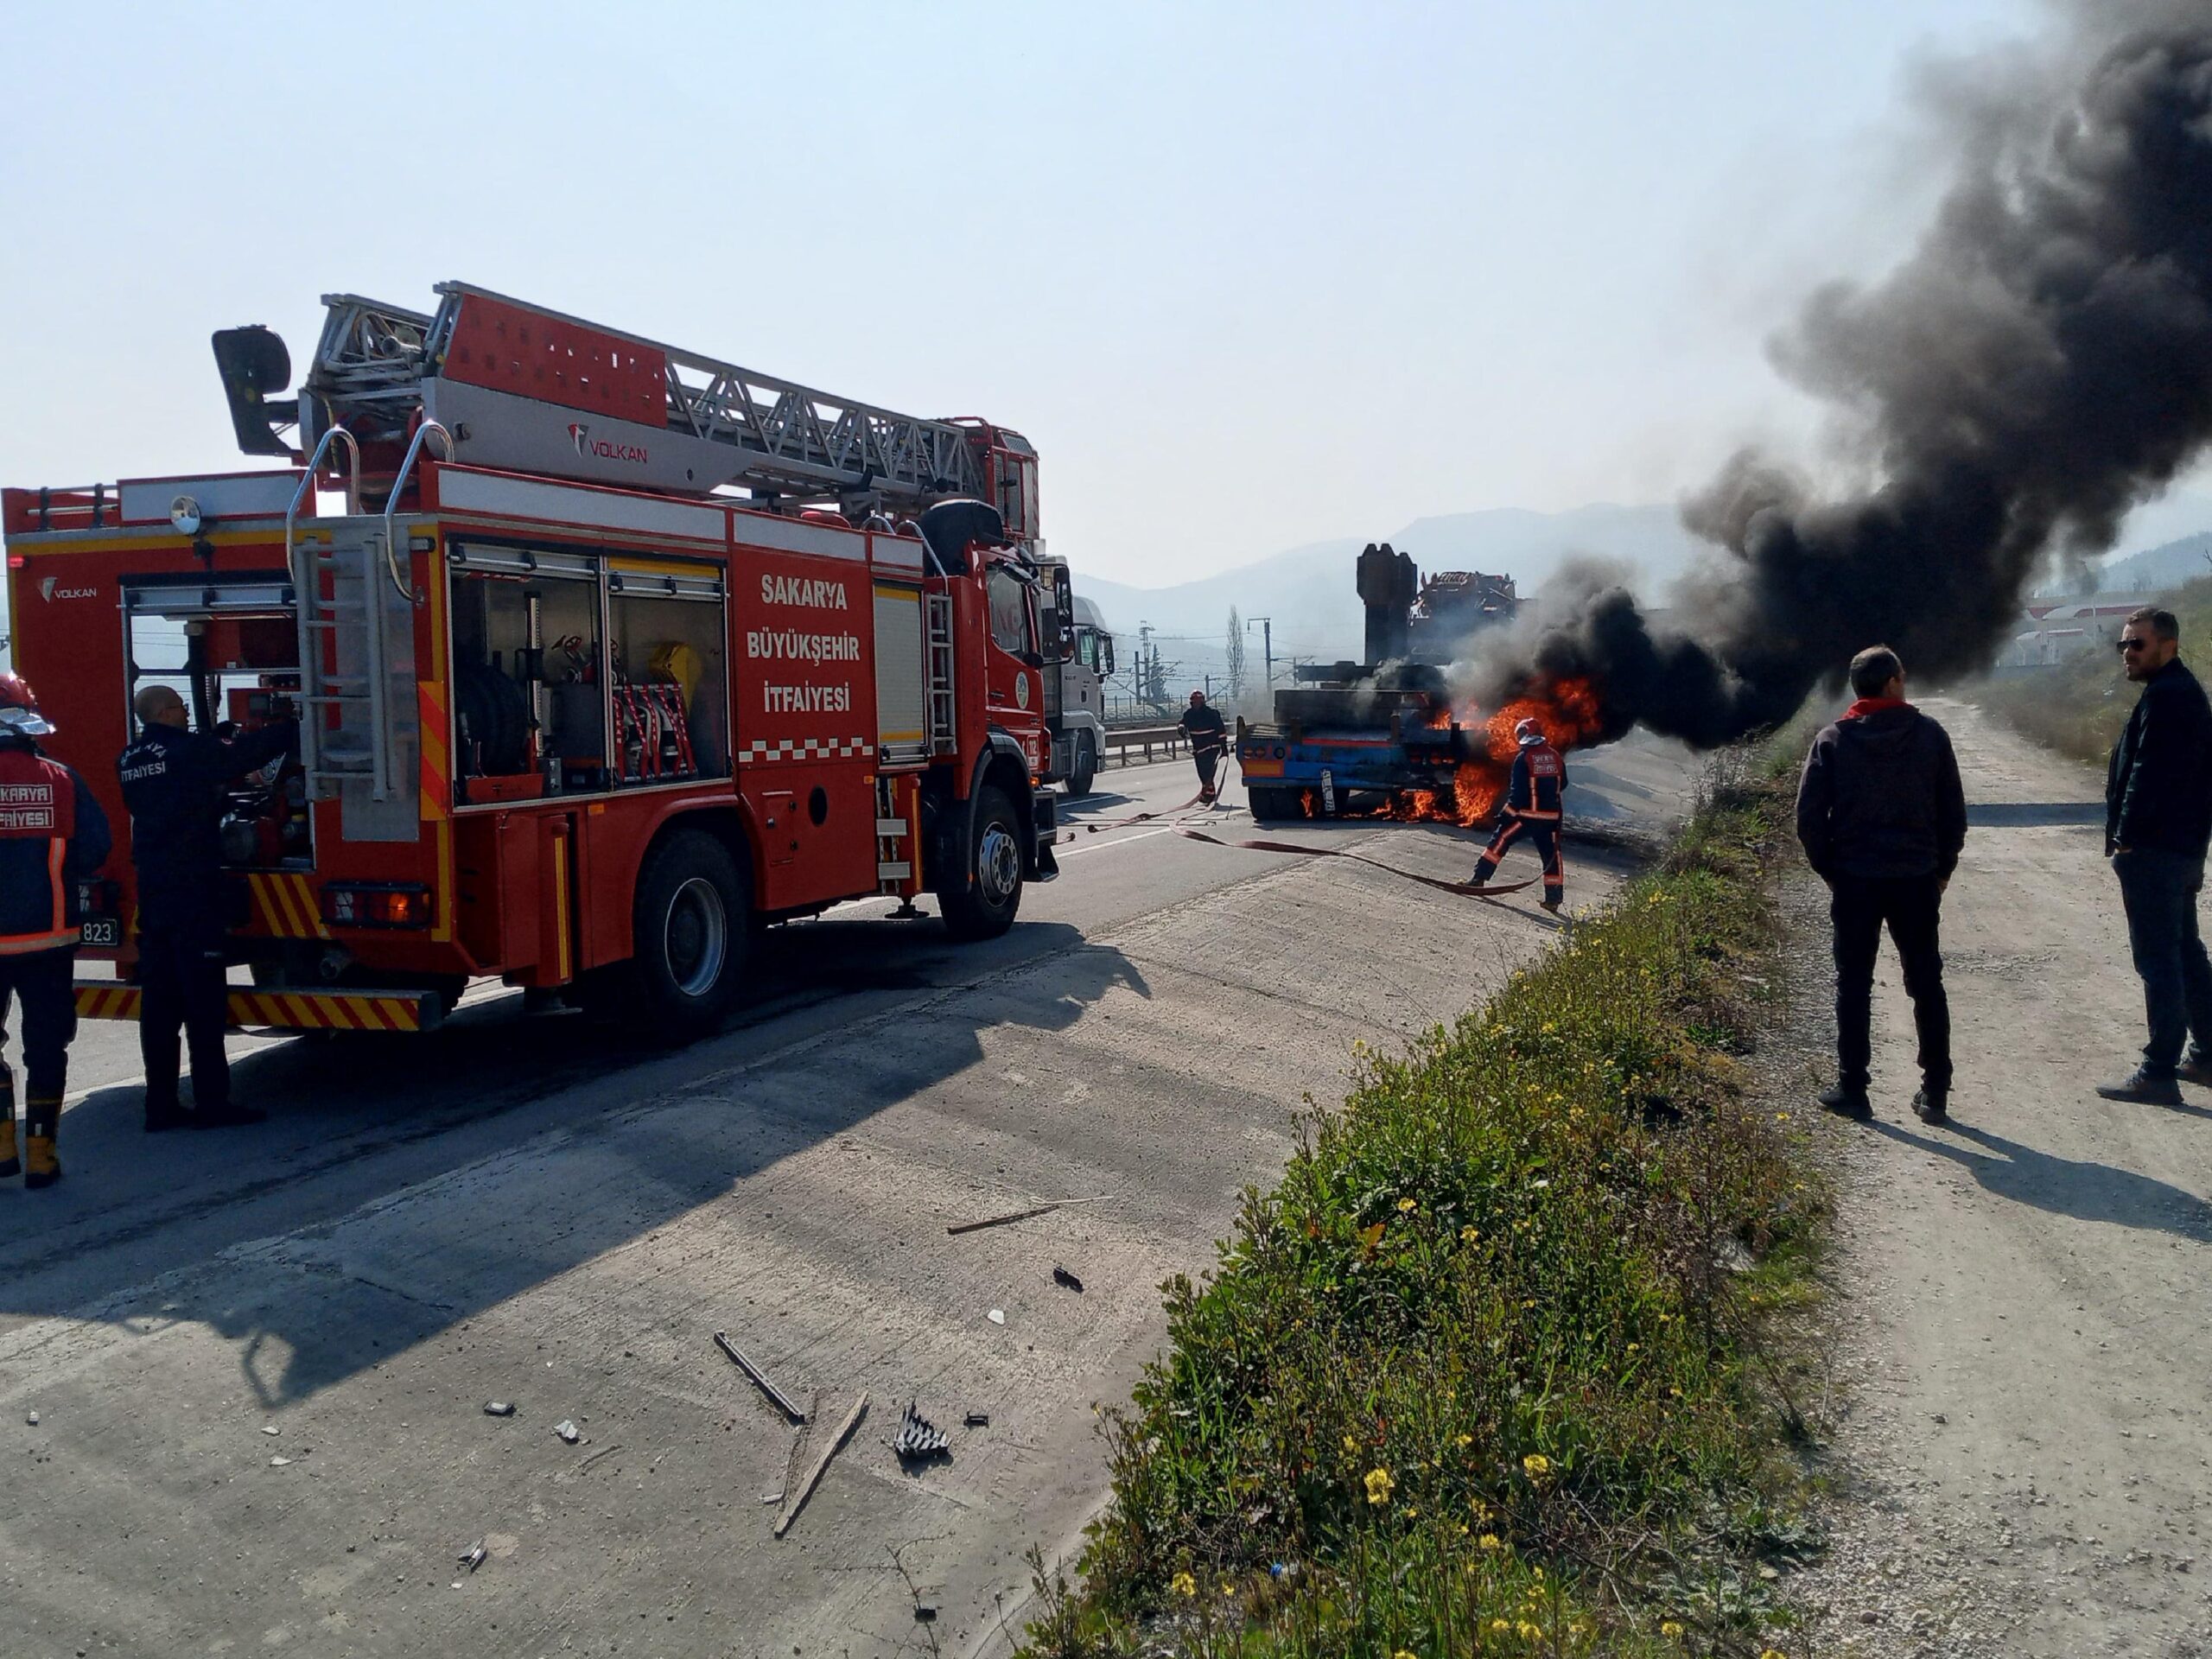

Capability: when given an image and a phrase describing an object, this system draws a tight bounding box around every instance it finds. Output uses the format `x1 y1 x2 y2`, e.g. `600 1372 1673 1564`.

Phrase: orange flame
1390 676 1605 829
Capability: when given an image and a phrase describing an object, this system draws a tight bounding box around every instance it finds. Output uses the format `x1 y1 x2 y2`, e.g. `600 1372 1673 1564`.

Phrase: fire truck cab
2 283 1065 1038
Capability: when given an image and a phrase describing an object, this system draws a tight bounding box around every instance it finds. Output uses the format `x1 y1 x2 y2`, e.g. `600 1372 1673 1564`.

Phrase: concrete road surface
0 741 1694 1659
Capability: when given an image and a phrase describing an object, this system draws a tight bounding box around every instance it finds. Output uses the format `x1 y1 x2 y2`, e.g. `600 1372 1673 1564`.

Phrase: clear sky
11 0 2184 589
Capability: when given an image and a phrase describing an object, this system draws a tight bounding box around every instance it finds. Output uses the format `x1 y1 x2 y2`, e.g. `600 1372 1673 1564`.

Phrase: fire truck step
73 982 443 1034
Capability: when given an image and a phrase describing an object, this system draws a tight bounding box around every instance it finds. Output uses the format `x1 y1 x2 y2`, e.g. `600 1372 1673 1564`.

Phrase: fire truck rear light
6 555 22 569
321 885 430 928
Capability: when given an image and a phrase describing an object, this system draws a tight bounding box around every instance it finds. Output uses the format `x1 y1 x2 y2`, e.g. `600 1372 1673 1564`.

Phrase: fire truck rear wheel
627 830 749 1036
939 784 1023 942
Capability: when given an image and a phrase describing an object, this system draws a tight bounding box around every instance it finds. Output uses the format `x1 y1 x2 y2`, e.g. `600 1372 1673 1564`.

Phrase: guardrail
1100 724 1186 767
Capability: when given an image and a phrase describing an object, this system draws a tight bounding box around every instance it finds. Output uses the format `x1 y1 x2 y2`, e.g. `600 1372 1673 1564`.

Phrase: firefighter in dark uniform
118 683 296 1131
0 674 112 1186
1471 717 1567 912
1180 690 1229 803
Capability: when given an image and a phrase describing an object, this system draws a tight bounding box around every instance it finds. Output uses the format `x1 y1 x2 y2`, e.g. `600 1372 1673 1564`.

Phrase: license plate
79 918 120 948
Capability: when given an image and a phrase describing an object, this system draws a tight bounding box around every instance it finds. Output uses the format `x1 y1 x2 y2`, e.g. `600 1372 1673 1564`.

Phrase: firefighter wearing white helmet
0 673 111 1187
1470 715 1567 912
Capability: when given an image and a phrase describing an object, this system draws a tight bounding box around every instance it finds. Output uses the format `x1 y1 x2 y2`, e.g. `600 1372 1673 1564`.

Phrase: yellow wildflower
1491 1619 1512 1634
1661 1621 1684 1638
1220 1581 1235 1598
1517 1623 1543 1642
1460 1224 1482 1242
1479 1533 1503 1550
1395 1652 1417 1659
1455 1432 1473 1448
1759 1651 1788 1659
1397 1197 1418 1212
1342 1434 1358 1452
1170 1571 1197 1598
1364 1466 1394 1505
1522 1452 1553 1479
1626 1343 1641 1354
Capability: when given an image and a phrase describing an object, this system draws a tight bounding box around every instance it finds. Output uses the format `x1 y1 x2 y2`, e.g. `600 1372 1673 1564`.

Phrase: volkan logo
39 578 97 602
569 422 648 467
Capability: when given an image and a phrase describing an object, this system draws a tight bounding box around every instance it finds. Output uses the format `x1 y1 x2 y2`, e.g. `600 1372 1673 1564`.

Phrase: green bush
1027 772 1821 1658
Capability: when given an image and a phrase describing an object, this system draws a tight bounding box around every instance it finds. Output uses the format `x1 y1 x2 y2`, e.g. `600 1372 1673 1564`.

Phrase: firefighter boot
0 1062 16 1179
23 1091 60 1190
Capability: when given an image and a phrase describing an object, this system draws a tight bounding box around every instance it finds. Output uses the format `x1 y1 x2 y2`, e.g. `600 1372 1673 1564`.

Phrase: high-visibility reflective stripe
73 982 430 1031
0 930 78 955
45 841 64 936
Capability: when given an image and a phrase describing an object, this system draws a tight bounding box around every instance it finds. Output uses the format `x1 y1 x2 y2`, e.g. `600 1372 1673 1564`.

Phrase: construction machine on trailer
1236 543 1518 822
6 281 1066 1038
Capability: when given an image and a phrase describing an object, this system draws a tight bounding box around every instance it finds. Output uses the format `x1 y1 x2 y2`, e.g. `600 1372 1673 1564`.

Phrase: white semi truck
1036 557 1115 797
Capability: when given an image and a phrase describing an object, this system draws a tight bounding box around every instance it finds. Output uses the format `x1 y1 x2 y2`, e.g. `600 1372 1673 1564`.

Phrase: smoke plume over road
1480 3 2212 748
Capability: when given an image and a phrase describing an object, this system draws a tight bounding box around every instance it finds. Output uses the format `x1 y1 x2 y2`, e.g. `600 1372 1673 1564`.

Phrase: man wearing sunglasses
2098 607 2212 1106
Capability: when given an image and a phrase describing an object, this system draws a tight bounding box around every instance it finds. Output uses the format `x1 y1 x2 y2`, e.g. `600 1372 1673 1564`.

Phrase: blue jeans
2113 848 2212 1074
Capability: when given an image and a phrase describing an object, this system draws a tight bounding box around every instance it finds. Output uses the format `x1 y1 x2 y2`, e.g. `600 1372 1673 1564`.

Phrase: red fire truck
2 283 1067 1037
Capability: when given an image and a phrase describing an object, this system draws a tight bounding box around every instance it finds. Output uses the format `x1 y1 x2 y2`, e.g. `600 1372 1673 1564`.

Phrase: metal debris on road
774 1392 868 1539
945 1194 1110 1236
484 1401 516 1417
23 1412 35 1427
459 1541 486 1573
760 1491 784 1504
713 1331 809 1425
892 1401 950 1461
262 1425 280 1435
270 1455 292 1467
963 1411 990 1428
1052 1265 1084 1293
986 1308 1006 1325
554 1420 581 1445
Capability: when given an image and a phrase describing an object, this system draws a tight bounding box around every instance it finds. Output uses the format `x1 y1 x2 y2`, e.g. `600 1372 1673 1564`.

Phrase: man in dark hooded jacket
1796 645 1967 1124
2096 606 2212 1106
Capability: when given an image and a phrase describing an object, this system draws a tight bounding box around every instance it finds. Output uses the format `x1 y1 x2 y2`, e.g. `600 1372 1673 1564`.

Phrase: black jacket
1179 703 1227 757
117 721 296 929
2106 658 2212 858
1796 703 1967 883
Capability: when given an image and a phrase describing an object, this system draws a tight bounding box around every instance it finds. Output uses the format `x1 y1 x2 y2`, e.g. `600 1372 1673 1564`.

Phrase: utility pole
1247 623 1282 703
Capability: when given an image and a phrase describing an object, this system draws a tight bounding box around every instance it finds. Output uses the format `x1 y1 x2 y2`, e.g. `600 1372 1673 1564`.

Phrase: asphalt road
0 741 1694 1659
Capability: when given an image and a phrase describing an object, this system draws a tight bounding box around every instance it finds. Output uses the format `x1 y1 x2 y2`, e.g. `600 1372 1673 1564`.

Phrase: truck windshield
987 566 1033 658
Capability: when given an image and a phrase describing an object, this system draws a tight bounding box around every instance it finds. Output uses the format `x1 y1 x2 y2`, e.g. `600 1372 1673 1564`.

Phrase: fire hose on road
1173 825 1541 900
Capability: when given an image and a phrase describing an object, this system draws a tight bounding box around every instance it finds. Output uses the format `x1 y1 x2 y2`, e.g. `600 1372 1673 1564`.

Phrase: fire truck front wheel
626 829 750 1036
938 784 1024 941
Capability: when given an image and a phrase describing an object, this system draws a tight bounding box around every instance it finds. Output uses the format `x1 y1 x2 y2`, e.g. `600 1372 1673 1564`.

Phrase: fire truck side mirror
212 326 300 458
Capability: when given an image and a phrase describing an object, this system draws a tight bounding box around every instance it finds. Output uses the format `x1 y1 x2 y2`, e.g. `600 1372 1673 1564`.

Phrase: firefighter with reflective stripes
118 684 296 1131
0 674 111 1186
1471 717 1567 912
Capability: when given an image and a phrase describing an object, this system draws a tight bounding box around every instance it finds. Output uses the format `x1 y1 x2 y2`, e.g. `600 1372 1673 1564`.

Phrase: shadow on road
0 918 1149 1408
1871 1118 2212 1243
1965 802 2105 828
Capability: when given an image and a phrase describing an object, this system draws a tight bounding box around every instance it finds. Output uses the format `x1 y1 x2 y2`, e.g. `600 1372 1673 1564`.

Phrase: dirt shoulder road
1786 697 2212 1656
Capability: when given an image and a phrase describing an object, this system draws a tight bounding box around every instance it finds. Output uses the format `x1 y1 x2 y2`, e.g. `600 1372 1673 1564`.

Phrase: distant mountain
1076 503 1707 665
2083 531 2212 595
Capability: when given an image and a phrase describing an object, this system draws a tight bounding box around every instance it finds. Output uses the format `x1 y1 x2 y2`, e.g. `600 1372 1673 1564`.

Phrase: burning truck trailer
1236 544 1599 824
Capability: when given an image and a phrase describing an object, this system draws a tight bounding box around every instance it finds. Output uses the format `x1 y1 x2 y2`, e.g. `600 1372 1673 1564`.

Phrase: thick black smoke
1484 4 2212 747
